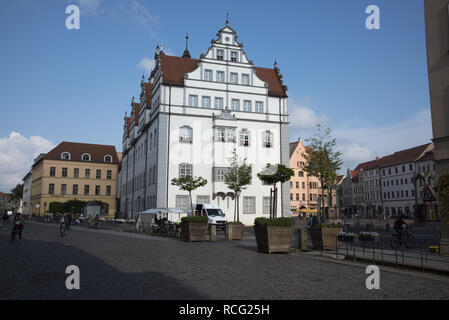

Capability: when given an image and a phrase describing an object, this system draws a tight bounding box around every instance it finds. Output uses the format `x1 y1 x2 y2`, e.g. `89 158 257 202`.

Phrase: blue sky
0 0 432 191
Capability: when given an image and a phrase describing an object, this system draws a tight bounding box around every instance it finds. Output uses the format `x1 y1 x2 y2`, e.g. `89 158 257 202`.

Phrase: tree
302 124 343 222
10 183 23 211
171 175 207 217
257 164 294 218
224 149 253 222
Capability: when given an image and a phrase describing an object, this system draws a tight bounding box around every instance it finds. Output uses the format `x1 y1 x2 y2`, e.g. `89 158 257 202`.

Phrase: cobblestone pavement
1 222 449 300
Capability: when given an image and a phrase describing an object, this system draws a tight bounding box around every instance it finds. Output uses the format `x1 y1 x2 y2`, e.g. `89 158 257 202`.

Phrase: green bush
181 216 208 223
313 223 341 230
228 221 243 225
254 217 293 227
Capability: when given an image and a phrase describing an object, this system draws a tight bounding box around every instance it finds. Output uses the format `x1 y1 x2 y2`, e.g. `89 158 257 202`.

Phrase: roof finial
226 12 229 26
182 33 191 58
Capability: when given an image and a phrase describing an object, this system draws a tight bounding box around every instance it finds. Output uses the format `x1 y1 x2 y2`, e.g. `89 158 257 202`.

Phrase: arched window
81 153 91 162
298 171 304 177
61 152 71 160
104 155 112 163
179 163 192 178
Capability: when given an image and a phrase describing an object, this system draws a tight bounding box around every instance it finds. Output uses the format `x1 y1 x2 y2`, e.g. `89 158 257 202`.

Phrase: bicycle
390 226 415 249
60 223 66 237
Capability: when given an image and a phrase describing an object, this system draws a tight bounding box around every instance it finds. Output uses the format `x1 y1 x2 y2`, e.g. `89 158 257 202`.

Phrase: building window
226 129 236 143
189 95 198 107
217 49 224 60
74 168 79 178
49 184 54 195
263 130 273 148
302 182 305 189
302 194 306 201
230 72 238 84
107 170 112 180
104 155 112 163
50 167 56 177
85 169 90 179
216 71 225 83
243 197 256 214
296 194 299 201
82 153 91 162
239 129 250 147
62 168 67 177
84 185 89 195
231 99 240 111
255 101 264 113
202 96 211 108
197 195 210 204
298 171 304 177
179 163 192 178
176 195 190 211
95 185 100 196
61 184 67 195
61 152 71 160
242 74 250 85
214 97 224 109
243 100 252 112
106 185 111 196
263 197 270 215
179 126 193 143
230 51 238 62
214 167 229 182
204 69 213 81
96 170 101 179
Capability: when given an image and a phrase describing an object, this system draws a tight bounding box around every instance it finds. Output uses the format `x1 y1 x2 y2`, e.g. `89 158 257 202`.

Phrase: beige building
29 142 119 217
289 138 337 215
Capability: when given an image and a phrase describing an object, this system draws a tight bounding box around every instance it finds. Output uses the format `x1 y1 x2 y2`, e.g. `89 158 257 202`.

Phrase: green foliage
313 223 341 230
171 176 207 192
254 217 293 227
257 164 294 186
181 216 208 223
49 202 65 213
10 183 23 204
224 149 253 195
438 174 449 226
228 221 243 225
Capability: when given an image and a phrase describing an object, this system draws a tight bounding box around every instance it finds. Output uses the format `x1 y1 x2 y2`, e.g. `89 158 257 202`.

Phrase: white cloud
0 132 55 192
138 56 155 74
289 98 328 129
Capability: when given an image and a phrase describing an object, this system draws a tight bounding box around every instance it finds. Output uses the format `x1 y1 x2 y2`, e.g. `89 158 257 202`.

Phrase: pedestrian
2 212 9 229
10 212 24 241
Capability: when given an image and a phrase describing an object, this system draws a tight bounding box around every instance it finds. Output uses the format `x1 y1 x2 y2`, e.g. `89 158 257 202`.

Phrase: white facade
22 170 32 215
119 22 290 225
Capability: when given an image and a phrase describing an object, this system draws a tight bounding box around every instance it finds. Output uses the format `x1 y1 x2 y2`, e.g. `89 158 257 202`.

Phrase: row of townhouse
338 143 438 220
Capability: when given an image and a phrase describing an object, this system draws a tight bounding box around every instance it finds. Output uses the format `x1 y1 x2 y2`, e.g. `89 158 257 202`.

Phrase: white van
190 204 228 229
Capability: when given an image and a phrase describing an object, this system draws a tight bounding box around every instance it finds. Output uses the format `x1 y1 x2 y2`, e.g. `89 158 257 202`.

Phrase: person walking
2 212 9 230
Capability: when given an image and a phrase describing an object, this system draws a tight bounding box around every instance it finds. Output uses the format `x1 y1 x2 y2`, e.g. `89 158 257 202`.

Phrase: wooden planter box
181 222 208 242
254 225 294 254
309 228 323 250
226 224 244 240
322 227 342 250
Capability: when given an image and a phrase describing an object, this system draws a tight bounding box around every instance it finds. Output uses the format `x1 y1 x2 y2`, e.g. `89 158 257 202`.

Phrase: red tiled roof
144 83 152 108
125 117 131 137
36 142 119 165
379 144 430 168
132 103 140 126
336 175 344 184
254 67 287 97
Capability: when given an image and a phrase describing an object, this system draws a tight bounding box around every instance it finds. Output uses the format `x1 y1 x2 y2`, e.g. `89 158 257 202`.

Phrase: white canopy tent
136 208 188 231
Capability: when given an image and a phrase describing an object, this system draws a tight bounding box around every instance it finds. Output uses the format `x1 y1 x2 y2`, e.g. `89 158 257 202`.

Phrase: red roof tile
254 67 287 97
132 103 140 126
379 144 430 168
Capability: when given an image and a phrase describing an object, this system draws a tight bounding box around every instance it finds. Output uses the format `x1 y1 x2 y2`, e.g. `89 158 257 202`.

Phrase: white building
119 21 290 225
22 170 32 215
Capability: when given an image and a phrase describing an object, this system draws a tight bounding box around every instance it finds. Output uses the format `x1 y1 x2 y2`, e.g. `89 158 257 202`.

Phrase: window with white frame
179 126 192 143
61 152 71 160
216 128 225 142
217 49 224 60
82 153 91 162
104 155 112 163
255 101 264 113
263 197 270 215
216 71 225 82
189 95 198 107
197 195 210 204
214 97 224 109
243 100 252 112
214 167 230 182
226 128 236 143
230 51 238 62
230 72 238 84
176 195 189 211
240 129 250 147
204 69 213 81
242 74 250 85
231 99 240 111
202 96 211 108
179 163 192 178
263 130 273 148
243 197 256 214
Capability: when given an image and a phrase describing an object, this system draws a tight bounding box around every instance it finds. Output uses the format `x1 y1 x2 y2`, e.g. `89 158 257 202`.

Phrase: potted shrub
226 221 244 240
181 216 209 242
321 224 342 250
337 231 356 243
254 217 294 254
359 231 378 242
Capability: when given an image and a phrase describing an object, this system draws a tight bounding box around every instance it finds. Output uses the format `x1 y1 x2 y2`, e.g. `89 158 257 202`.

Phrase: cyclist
393 215 408 241
10 212 24 241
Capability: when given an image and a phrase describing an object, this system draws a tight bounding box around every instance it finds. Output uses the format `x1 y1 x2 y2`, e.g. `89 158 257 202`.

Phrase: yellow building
30 142 119 217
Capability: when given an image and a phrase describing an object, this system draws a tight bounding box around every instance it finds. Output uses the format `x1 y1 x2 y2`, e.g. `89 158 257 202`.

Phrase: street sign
422 185 436 202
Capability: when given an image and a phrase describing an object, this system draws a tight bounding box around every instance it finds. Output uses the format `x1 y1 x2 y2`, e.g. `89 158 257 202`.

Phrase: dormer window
217 49 224 61
230 51 238 62
61 152 71 160
82 153 91 162
104 155 112 163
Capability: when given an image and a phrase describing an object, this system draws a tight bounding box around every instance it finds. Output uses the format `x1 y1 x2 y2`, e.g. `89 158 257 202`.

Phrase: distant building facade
0 192 13 214
22 170 32 215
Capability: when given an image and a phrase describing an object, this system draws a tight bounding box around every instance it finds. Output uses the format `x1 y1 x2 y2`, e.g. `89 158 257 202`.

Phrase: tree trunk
237 195 240 222
189 191 194 217
234 195 237 222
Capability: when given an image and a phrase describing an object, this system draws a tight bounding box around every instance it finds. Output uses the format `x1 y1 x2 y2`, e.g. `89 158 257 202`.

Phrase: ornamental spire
182 33 191 58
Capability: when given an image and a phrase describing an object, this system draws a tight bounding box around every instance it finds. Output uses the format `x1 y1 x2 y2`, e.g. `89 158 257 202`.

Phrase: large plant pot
181 222 208 242
226 224 244 240
254 225 294 254
322 227 342 250
309 228 323 250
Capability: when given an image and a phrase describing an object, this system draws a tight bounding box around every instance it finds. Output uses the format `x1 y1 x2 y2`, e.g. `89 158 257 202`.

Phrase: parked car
190 204 228 230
